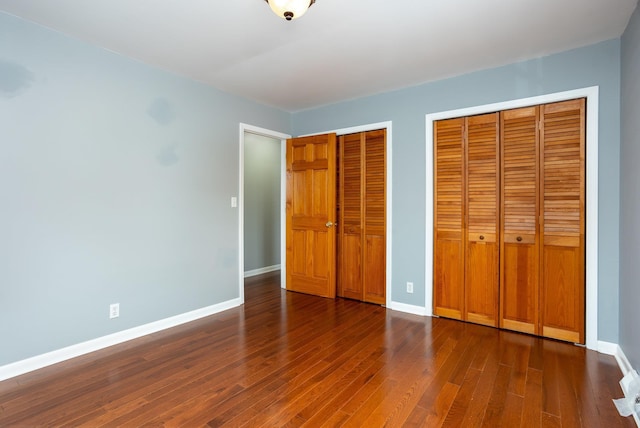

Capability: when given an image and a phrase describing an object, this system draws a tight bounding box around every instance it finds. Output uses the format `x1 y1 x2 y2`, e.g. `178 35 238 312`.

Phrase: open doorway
244 133 281 276
239 124 290 304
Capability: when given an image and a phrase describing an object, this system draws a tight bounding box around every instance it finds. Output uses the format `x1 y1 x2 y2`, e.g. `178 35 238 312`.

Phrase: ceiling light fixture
264 0 316 21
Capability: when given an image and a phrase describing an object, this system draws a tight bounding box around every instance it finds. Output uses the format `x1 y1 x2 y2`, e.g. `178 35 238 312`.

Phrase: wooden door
434 99 585 343
500 106 540 335
434 118 465 320
465 113 499 327
337 130 386 304
540 99 585 343
363 129 386 304
286 133 337 298
338 132 363 300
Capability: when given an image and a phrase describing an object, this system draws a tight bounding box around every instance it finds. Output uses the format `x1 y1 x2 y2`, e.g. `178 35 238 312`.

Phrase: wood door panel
363 235 385 305
313 231 329 278
364 130 385 232
337 130 386 304
465 113 499 326
291 230 307 275
501 242 538 334
540 99 585 343
434 118 465 319
341 134 362 231
340 233 362 299
363 130 386 304
541 246 583 343
434 237 464 320
338 133 363 299
292 170 307 215
466 239 498 326
434 118 464 233
500 106 539 335
287 275 333 296
286 134 337 299
312 170 329 215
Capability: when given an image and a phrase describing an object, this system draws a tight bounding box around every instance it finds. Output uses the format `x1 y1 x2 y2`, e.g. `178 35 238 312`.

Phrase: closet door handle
325 221 334 228
479 235 485 241
516 236 523 242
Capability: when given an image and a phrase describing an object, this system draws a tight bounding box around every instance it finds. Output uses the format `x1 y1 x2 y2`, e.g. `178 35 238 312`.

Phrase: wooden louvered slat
365 131 385 233
465 113 499 327
434 118 464 320
500 106 539 335
540 98 585 344
341 134 362 232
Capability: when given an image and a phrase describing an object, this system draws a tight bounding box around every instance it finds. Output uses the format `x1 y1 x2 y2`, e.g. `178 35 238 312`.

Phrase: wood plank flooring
0 272 633 427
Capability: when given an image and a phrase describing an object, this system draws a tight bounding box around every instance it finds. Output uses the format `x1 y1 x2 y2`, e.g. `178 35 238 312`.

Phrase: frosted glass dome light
265 0 316 21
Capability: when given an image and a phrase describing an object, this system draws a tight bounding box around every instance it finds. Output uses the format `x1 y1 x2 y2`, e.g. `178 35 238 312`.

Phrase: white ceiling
0 0 637 112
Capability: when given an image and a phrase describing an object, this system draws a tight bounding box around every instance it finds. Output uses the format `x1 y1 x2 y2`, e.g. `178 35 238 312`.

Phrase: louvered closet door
540 99 585 344
338 130 386 304
363 130 386 304
500 107 540 335
338 133 363 300
434 118 465 320
465 114 499 327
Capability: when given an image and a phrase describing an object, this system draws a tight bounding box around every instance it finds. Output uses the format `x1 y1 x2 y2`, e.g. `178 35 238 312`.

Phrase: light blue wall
620 4 640 370
293 40 622 342
0 13 290 366
244 133 281 272
0 10 629 368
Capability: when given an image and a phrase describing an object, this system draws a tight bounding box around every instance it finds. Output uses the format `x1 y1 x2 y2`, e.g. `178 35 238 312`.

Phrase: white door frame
239 123 291 303
425 86 599 350
301 121 393 307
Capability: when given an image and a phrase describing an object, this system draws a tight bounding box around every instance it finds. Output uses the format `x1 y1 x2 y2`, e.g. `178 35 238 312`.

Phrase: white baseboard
0 298 242 382
615 345 635 377
244 264 281 278
599 341 639 426
388 301 429 316
598 340 635 376
598 340 620 356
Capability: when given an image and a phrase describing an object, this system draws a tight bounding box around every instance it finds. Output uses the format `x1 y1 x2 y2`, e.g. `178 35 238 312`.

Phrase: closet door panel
364 236 385 304
540 99 585 344
338 134 363 299
465 113 499 327
466 238 498 326
542 247 582 342
500 107 539 334
434 118 465 319
340 235 362 300
363 130 386 304
501 239 538 334
435 233 464 319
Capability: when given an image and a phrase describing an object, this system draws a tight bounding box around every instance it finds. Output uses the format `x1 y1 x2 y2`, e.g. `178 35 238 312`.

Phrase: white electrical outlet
109 303 120 319
406 282 414 294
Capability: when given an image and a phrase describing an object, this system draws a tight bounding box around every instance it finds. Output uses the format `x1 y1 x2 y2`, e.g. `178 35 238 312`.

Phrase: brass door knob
325 221 334 228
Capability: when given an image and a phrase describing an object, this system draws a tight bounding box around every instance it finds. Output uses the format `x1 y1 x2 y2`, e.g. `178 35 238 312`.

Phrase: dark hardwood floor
0 272 633 427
